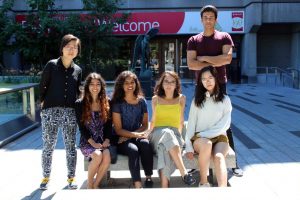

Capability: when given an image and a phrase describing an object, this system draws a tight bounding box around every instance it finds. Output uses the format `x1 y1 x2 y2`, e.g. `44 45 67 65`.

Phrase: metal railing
286 68 300 89
257 67 300 89
0 83 39 147
0 83 38 120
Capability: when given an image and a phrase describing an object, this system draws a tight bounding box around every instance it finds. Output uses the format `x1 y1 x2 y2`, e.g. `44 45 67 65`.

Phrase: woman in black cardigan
75 72 112 189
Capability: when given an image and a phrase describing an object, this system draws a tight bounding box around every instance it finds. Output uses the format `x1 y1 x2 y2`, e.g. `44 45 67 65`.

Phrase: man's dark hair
200 5 218 19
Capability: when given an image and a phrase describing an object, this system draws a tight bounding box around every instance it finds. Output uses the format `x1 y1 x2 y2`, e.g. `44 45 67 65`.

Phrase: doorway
162 41 176 72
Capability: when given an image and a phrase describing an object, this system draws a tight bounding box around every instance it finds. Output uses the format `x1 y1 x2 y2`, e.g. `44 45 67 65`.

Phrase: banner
16 11 244 35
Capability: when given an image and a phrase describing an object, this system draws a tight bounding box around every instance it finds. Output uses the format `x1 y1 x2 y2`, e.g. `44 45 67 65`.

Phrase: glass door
149 42 160 79
162 41 176 72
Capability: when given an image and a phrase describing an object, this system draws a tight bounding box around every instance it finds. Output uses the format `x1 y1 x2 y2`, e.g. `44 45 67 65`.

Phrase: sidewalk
1 83 300 200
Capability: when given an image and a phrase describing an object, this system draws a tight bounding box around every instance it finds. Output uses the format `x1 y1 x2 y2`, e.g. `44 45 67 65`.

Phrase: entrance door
162 41 176 72
149 42 160 79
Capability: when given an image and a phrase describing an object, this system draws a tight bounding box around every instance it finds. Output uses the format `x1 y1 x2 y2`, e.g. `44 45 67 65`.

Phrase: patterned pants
41 107 77 178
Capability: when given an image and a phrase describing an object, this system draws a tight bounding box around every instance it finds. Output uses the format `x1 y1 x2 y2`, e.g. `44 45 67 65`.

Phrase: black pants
226 128 236 151
118 138 153 182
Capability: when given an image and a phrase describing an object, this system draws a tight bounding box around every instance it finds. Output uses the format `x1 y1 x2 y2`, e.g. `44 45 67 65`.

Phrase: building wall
244 3 262 33
291 31 300 70
262 3 300 23
257 34 291 68
117 0 244 10
11 0 83 11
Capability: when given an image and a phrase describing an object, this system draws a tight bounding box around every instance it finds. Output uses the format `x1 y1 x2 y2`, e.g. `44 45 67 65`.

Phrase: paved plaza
1 83 300 199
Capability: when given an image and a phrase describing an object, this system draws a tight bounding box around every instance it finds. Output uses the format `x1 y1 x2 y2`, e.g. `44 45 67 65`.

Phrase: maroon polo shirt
187 30 234 84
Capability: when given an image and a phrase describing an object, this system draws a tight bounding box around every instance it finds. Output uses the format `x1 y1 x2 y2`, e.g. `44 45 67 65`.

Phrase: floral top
75 99 112 144
112 97 148 132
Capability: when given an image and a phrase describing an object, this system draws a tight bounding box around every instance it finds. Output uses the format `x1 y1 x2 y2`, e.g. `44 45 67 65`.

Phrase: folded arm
187 50 212 71
197 45 233 67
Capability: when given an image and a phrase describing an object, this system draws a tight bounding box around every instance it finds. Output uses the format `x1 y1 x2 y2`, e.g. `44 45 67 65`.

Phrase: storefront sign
112 12 185 35
177 11 244 34
16 11 244 35
113 11 244 35
232 12 244 32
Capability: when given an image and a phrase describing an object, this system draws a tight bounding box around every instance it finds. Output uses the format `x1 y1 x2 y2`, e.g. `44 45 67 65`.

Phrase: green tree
2 0 129 78
71 0 129 78
0 0 14 72
10 0 63 73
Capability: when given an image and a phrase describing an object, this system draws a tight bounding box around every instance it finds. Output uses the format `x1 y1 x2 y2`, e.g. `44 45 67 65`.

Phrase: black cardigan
39 57 82 109
75 99 112 142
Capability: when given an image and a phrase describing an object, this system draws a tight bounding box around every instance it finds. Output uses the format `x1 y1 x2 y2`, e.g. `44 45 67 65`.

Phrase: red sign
113 12 185 35
16 11 244 35
232 12 243 32
15 15 26 25
15 12 185 35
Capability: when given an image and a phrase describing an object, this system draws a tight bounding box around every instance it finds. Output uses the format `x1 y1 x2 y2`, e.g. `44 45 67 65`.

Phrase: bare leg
168 145 187 177
134 181 143 188
87 150 102 189
93 149 111 188
213 142 229 187
159 170 169 188
193 138 212 185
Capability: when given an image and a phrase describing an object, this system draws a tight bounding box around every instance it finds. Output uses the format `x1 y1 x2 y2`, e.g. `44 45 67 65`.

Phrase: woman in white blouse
185 66 232 187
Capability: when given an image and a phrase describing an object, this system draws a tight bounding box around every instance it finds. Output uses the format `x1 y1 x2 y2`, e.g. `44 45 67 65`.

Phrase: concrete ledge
84 148 236 171
83 122 236 184
83 147 236 185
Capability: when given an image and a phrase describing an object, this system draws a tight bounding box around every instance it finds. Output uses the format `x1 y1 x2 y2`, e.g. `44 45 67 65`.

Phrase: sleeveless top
154 97 181 129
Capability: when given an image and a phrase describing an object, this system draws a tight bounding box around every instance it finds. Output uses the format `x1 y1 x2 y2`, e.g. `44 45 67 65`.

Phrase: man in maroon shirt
187 5 243 177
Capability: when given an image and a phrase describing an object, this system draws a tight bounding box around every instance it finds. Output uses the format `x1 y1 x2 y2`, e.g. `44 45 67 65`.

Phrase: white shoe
198 182 210 187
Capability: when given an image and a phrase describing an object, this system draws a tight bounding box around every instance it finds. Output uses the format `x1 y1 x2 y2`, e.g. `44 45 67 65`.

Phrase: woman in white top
185 66 232 187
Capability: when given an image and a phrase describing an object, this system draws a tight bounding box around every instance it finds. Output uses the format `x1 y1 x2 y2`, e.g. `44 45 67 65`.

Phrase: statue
130 27 159 99
131 27 159 78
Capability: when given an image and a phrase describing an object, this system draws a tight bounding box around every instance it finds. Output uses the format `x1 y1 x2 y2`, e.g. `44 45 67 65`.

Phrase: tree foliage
0 0 15 70
1 0 129 78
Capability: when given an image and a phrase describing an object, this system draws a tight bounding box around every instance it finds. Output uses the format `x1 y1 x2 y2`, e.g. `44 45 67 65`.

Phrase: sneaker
182 174 196 186
67 177 78 189
39 177 49 190
232 167 243 177
198 182 210 187
144 178 154 188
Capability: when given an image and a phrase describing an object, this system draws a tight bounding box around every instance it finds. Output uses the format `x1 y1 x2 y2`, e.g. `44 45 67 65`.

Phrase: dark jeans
118 138 153 182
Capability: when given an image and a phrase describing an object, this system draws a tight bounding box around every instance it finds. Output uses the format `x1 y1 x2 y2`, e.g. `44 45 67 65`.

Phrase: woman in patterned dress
75 73 112 189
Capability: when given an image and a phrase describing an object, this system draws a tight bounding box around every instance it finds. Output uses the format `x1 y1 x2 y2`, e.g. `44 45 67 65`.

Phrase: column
241 33 257 83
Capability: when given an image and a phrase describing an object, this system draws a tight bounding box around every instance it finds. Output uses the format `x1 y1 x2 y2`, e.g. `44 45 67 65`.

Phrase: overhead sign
177 11 244 34
113 11 244 35
16 11 244 35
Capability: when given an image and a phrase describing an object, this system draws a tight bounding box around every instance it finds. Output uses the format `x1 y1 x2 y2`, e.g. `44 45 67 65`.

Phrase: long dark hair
81 72 110 123
111 71 144 103
194 66 225 107
154 71 181 98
